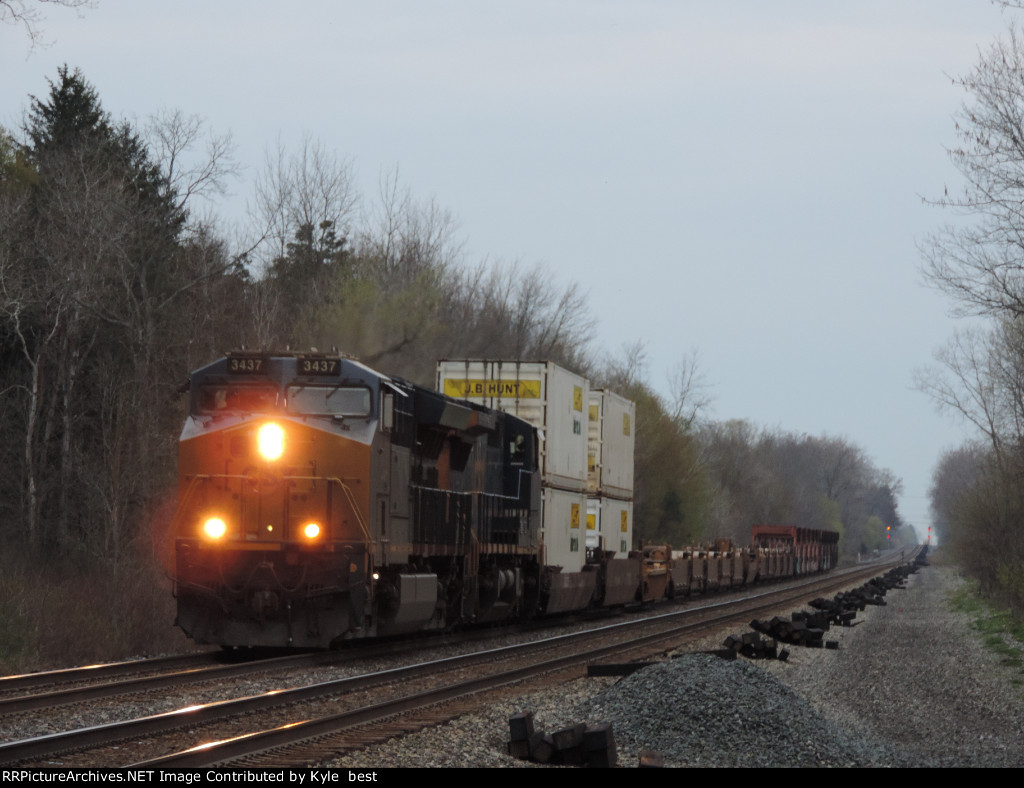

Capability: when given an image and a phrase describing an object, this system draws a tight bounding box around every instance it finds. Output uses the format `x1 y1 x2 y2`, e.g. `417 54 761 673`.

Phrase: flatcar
664 527 838 598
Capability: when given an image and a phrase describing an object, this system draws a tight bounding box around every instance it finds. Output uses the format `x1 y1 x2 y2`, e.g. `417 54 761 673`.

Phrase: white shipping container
542 487 588 572
437 360 589 491
586 497 633 558
587 389 635 499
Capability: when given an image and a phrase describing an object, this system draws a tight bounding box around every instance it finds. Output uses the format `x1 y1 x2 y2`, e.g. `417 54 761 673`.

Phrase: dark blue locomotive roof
191 351 385 388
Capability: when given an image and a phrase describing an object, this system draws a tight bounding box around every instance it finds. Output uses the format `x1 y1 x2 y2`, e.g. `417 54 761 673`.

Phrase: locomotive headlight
257 422 285 461
202 517 227 540
302 522 321 540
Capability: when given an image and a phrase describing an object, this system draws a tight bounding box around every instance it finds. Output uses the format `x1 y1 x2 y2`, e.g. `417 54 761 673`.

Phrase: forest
0 68 909 669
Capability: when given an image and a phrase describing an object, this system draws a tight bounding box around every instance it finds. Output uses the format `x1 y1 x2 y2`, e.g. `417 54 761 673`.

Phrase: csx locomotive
172 350 542 648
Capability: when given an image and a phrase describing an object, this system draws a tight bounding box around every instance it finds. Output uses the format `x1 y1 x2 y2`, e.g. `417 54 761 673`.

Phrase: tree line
921 3 1024 612
0 67 906 665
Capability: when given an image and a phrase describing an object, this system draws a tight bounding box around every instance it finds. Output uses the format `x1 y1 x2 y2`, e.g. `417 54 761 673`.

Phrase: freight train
170 351 838 649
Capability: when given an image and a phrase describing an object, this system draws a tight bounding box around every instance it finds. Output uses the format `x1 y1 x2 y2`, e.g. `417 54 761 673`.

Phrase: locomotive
172 350 544 648
170 350 838 649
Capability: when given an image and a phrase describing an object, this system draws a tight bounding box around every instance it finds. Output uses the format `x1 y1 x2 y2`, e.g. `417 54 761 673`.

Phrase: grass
950 579 1024 687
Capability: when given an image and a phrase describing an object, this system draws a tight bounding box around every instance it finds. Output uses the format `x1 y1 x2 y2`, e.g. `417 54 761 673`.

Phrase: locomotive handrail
319 475 372 548
404 468 532 502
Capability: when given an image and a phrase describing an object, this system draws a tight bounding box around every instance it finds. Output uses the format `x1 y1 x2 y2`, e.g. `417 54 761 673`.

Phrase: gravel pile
327 563 1024 768
572 655 899 767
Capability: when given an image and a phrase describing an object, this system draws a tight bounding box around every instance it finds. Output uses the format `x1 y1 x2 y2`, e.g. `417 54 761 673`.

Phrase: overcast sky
3 0 1015 536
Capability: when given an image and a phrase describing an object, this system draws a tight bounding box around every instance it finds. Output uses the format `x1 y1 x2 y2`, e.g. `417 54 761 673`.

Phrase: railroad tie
508 713 618 767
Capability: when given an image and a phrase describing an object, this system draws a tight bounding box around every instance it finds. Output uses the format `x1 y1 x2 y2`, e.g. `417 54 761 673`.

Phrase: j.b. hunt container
587 389 635 500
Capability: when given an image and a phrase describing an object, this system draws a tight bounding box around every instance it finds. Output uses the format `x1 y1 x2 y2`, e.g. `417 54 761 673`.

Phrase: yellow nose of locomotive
183 416 350 545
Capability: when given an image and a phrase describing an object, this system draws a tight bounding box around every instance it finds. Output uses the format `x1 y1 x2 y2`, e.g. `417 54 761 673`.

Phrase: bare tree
357 166 462 287
915 324 1024 468
439 259 595 371
921 25 1024 320
667 348 712 430
242 277 283 349
249 135 358 275
1 0 94 48
144 109 238 217
601 340 648 390
243 137 358 346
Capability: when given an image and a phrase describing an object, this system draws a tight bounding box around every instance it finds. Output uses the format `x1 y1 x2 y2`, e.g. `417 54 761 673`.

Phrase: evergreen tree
269 219 350 338
25 65 111 155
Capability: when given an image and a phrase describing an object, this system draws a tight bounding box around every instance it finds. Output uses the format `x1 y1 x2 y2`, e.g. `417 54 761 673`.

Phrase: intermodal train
170 351 839 649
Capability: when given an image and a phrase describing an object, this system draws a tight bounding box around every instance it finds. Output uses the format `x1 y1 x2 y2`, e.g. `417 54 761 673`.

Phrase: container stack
586 389 636 559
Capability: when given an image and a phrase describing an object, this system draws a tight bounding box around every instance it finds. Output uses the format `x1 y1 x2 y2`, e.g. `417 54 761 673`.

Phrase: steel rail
0 649 355 714
0 653 216 695
0 553 913 766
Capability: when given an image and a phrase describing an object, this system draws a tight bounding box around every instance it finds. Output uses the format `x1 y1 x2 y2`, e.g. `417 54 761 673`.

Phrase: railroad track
0 618 584 718
0 652 217 699
0 555 909 768
0 651 346 715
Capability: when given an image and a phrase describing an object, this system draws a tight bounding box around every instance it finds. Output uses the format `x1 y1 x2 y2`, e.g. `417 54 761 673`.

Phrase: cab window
286 385 372 417
196 385 279 414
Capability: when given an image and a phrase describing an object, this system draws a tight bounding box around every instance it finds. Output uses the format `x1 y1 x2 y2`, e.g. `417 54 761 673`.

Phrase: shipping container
437 360 589 492
586 497 633 558
541 487 588 573
587 389 635 499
